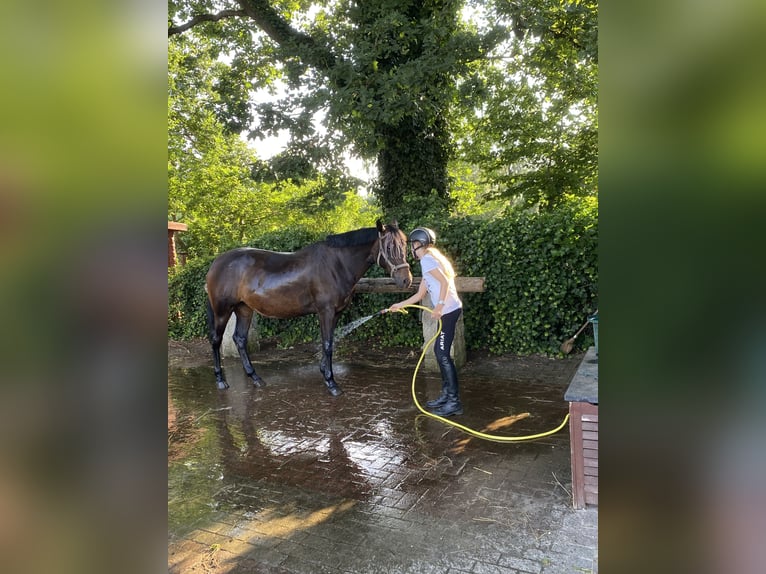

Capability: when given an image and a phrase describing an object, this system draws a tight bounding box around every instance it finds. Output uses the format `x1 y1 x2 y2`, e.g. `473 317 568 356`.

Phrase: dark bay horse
205 220 412 395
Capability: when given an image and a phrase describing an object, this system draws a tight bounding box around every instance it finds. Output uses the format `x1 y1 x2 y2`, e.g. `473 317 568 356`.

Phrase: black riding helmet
408 227 436 247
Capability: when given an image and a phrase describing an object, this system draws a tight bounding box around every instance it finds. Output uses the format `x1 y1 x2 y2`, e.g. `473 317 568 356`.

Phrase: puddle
167 345 595 573
169 349 581 541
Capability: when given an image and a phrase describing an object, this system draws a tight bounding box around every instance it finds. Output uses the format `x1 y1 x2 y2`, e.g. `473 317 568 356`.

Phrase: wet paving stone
169 348 597 573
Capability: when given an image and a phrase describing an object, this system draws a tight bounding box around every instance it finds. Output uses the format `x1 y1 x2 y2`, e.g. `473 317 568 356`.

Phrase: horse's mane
324 227 378 248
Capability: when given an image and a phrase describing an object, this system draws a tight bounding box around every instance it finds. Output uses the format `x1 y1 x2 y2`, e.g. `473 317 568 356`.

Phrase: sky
244 79 376 184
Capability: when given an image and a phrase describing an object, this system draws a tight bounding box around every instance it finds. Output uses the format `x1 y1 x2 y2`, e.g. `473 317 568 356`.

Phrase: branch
235 0 337 71
168 9 247 36
169 1 342 80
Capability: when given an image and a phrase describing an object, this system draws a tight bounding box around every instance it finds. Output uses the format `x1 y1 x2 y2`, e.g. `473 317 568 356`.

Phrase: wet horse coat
205 220 412 395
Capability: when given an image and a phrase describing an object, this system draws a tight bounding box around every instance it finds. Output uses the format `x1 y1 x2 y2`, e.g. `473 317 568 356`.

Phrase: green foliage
168 257 212 340
169 0 597 224
169 37 375 260
443 195 598 354
169 198 598 356
453 1 598 209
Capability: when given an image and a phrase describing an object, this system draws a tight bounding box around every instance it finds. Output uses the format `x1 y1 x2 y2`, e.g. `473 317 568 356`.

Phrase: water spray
334 307 398 342
334 314 379 341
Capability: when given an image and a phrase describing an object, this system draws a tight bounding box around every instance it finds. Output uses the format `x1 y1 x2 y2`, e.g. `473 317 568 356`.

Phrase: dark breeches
434 308 462 366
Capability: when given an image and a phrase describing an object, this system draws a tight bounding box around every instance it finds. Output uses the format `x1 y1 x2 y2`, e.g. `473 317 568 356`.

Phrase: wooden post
222 313 259 358
167 221 188 268
420 299 467 371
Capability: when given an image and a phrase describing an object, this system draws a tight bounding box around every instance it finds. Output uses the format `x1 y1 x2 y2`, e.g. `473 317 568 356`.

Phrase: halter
377 230 410 277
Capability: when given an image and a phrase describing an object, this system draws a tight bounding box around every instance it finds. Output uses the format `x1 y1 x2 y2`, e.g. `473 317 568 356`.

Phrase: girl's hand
389 302 404 312
431 306 443 320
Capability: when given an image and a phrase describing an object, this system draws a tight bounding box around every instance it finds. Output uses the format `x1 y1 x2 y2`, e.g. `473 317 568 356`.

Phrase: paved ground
168 341 597 573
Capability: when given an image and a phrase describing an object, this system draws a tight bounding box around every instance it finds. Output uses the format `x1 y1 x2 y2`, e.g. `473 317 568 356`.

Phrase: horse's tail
204 288 215 340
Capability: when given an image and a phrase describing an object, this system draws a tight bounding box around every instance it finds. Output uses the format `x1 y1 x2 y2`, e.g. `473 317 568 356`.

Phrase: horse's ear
376 219 384 233
390 219 399 229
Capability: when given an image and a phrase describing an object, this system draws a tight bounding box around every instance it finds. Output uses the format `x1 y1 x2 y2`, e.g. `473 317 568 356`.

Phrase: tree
454 0 598 209
168 0 597 217
169 0 497 218
169 36 372 259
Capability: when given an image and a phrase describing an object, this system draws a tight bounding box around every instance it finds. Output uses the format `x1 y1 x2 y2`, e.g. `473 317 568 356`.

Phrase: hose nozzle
375 307 407 317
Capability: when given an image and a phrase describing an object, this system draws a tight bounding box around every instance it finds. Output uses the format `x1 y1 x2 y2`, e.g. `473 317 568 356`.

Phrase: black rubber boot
426 382 448 408
428 356 462 417
429 393 463 417
426 393 448 408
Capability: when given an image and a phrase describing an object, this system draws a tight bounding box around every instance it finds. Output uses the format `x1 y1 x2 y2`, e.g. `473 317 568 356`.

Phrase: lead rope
388 304 570 442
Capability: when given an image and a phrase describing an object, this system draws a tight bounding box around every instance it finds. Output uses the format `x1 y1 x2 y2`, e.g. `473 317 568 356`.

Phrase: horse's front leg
319 312 342 396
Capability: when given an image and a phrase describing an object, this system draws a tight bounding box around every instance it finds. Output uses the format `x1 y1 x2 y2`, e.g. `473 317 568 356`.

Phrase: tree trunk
375 115 452 217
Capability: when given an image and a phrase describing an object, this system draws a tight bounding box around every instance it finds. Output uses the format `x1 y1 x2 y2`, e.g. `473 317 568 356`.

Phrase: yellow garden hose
391 304 570 442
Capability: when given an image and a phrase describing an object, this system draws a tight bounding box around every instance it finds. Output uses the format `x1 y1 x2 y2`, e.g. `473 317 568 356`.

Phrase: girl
389 227 463 416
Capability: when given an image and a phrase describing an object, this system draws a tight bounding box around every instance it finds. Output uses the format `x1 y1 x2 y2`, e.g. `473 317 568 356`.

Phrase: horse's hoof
327 385 343 397
216 380 229 390
251 377 266 388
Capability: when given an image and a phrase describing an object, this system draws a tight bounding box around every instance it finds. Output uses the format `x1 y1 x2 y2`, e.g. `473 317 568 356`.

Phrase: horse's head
375 219 413 289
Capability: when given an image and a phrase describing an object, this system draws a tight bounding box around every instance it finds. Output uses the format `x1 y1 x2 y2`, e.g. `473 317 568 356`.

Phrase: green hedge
168 197 598 355
443 196 598 354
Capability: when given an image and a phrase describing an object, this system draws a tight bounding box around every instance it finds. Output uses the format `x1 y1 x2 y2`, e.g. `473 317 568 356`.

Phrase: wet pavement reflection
169 349 597 573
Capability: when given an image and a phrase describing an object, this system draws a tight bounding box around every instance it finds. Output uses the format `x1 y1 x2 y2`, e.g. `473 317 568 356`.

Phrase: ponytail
426 247 455 280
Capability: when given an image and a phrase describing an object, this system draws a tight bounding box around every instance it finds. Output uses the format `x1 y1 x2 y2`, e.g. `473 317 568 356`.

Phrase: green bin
588 313 598 355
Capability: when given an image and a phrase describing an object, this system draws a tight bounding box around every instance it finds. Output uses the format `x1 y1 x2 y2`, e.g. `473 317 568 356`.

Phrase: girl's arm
389 279 427 312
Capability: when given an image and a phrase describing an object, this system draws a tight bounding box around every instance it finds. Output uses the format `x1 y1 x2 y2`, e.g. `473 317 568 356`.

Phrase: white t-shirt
419 253 462 314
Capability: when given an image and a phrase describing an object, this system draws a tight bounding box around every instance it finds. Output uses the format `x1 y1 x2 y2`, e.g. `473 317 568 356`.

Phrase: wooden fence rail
354 276 485 293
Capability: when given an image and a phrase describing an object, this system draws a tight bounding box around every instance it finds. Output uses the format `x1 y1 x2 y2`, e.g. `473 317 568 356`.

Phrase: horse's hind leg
206 297 230 390
233 305 265 387
318 311 342 396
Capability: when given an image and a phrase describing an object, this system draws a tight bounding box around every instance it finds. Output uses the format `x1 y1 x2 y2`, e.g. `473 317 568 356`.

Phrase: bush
444 196 598 354
168 198 598 355
168 256 211 340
